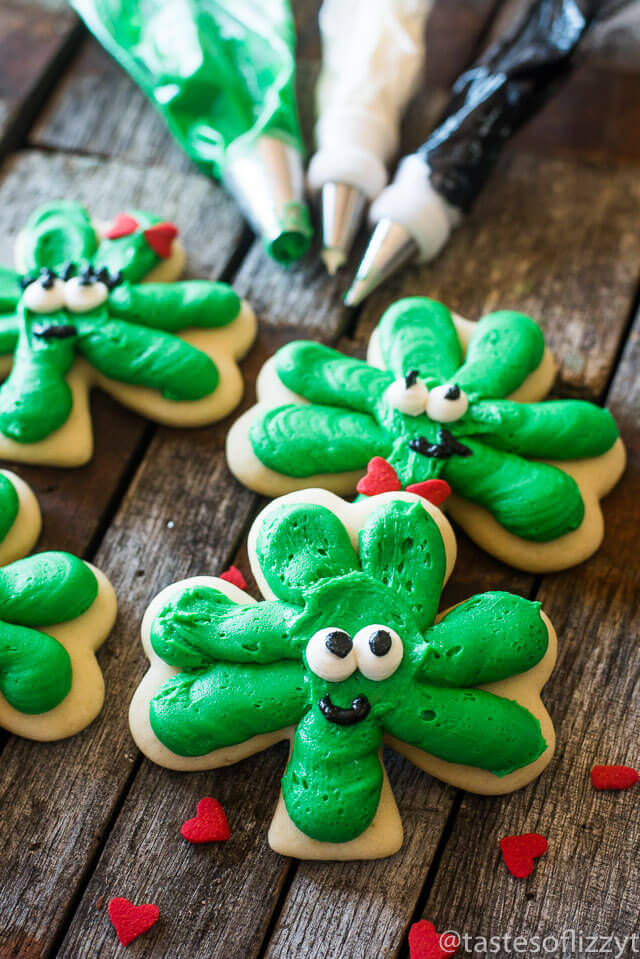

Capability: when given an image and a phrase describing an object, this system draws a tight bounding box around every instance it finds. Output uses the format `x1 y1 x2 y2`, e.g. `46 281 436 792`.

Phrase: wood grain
354 151 640 400
0 3 78 155
0 440 257 959
1 0 640 957
0 151 249 957
414 308 640 955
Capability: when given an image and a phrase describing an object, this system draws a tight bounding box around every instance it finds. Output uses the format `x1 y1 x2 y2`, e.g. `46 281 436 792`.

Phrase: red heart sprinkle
591 765 639 790
356 457 402 496
143 222 179 258
219 565 247 590
409 920 460 959
104 213 139 240
181 797 230 844
108 898 159 947
405 479 452 506
500 833 548 878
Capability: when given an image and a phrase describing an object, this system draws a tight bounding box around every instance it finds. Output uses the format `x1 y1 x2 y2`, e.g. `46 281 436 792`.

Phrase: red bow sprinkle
356 457 402 496
499 833 548 878
181 797 230 844
591 765 639 790
219 565 247 590
405 479 452 506
409 920 460 958
143 222 179 258
108 897 159 947
104 213 139 239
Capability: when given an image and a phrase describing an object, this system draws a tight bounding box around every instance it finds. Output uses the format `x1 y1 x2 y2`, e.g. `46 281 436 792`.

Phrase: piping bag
346 0 598 305
70 0 313 265
309 0 433 275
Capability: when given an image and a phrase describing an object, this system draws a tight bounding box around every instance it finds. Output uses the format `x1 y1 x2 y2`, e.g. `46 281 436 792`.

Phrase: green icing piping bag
70 0 313 264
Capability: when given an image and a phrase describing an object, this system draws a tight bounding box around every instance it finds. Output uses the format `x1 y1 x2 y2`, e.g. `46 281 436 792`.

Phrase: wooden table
1 1 639 956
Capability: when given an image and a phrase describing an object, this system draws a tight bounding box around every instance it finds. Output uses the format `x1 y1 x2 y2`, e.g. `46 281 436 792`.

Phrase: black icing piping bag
345 0 598 305
70 0 313 265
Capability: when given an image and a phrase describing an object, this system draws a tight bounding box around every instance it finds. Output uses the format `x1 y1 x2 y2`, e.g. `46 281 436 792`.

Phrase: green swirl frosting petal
0 312 75 443
455 311 545 398
275 341 392 414
146 499 551 844
0 552 98 625
376 297 462 384
250 404 391 477
247 296 621 545
20 202 98 273
0 621 72 714
108 282 241 331
75 314 219 401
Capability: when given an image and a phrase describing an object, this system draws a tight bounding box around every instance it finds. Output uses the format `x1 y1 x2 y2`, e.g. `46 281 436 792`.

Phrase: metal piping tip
224 135 313 265
344 219 418 306
321 247 346 276
321 182 367 275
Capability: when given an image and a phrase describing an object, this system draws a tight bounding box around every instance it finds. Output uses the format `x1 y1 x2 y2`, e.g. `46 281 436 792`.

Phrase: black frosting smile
318 694 371 726
409 428 472 459
32 323 78 340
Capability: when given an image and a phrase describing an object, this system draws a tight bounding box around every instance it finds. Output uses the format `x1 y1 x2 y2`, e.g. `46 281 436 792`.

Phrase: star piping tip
321 247 346 276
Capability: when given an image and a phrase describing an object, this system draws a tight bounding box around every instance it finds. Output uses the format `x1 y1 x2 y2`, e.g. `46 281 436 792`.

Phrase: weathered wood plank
415 309 640 954
355 152 640 400
0 3 79 155
0 150 249 956
0 437 258 958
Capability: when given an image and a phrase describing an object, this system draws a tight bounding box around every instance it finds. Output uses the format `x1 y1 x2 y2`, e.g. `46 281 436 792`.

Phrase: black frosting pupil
369 629 392 657
444 384 460 400
325 630 352 659
404 369 419 389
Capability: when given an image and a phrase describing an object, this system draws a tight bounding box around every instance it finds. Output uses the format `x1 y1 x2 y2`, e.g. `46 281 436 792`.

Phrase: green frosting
148 499 550 844
0 551 98 715
0 202 243 446
70 0 312 263
248 298 620 543
0 472 20 546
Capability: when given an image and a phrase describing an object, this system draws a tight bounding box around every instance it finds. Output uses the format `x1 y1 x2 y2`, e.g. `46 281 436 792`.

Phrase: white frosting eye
64 275 109 313
385 371 429 417
305 628 357 682
426 384 469 423
353 625 403 681
22 278 65 314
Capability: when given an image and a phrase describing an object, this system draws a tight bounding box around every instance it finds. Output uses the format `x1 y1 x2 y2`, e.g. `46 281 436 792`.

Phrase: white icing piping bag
308 0 433 274
345 0 598 306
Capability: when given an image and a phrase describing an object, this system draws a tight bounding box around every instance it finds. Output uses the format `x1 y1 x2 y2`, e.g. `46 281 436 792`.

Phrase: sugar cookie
130 490 556 860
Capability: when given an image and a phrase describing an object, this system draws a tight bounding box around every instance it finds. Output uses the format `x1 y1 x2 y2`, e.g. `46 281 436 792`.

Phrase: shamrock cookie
0 202 256 466
227 298 625 571
130 490 556 860
0 475 116 740
0 469 41 565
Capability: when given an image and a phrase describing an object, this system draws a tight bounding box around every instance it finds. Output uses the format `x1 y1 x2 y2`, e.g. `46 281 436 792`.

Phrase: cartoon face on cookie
0 202 256 466
227 297 625 572
130 491 556 860
0 473 116 740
